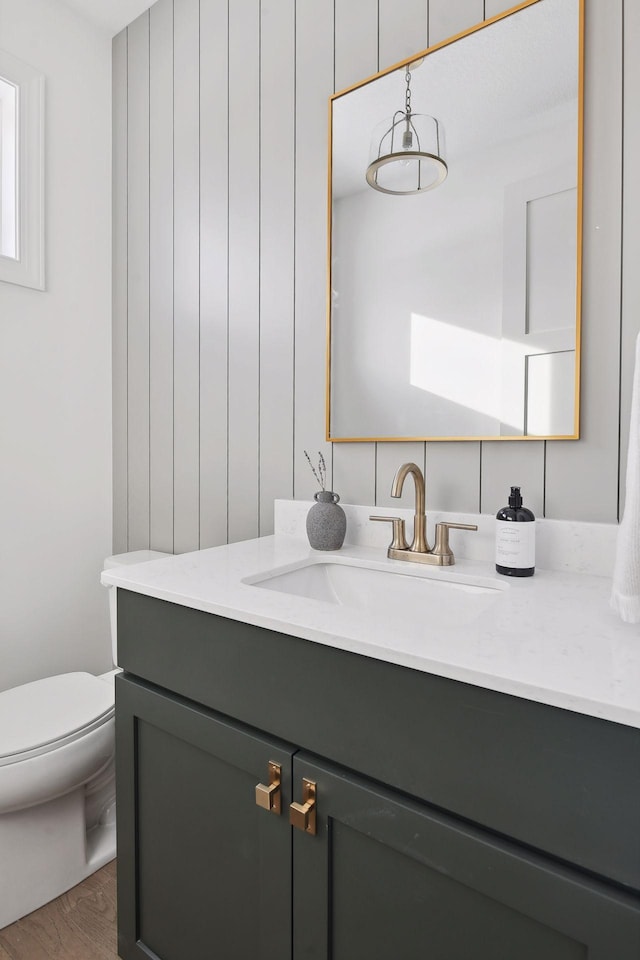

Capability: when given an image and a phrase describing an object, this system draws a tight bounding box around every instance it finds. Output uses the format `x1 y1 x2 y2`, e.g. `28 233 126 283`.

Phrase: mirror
328 0 582 441
0 49 44 290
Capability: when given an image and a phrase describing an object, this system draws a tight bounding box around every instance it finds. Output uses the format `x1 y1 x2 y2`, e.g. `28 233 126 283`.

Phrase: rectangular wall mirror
328 0 583 442
0 49 44 291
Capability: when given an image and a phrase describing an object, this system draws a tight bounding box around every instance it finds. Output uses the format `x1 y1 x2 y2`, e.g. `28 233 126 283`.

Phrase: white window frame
0 50 44 291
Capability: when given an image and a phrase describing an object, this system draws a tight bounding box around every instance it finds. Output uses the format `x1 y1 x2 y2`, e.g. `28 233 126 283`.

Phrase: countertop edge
103 538 640 729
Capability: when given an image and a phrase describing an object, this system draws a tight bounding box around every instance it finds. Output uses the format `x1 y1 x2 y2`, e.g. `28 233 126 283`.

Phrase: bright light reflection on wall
526 350 575 435
410 313 575 435
410 313 503 421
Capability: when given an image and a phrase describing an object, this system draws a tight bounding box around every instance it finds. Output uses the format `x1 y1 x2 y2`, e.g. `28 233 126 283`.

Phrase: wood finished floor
0 861 118 960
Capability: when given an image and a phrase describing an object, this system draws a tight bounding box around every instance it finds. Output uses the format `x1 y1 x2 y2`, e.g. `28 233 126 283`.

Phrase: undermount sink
244 558 505 627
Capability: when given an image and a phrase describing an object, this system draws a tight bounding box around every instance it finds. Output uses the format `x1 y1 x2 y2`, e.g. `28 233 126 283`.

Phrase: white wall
0 0 113 692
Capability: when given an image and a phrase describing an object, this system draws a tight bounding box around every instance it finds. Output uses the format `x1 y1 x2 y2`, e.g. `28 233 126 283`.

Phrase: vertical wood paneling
427 442 482 513
199 0 229 547
227 0 261 543
619 0 640 518
545 0 622 522
126 12 150 550
334 0 378 90
482 441 545 515
149 0 174 553
294 0 334 502
332 444 376 506
378 0 427 70
480 440 546 517
484 0 518 17
423 0 484 515
112 29 128 553
429 0 483 43
480 442 545 518
114 0 631 548
258 0 295 536
173 0 200 552
331 0 378 507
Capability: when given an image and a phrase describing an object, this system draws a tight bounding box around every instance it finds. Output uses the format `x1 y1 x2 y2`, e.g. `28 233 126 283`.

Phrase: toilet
0 549 170 930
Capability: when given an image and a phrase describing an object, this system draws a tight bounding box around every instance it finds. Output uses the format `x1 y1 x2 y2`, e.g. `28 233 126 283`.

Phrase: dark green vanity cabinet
115 590 640 959
116 678 294 960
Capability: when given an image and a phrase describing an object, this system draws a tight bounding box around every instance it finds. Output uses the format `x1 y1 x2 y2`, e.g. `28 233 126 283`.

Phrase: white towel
612 333 640 622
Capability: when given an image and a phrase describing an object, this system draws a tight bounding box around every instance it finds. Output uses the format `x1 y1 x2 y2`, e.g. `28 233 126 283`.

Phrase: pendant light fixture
366 66 448 196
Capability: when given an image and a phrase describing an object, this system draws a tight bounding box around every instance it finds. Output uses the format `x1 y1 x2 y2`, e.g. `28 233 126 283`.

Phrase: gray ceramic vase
306 491 346 551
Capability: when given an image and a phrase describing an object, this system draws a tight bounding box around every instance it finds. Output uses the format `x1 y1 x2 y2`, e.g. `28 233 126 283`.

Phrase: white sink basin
244 558 505 627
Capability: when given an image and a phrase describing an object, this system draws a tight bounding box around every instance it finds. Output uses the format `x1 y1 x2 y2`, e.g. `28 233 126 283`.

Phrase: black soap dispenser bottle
495 486 535 577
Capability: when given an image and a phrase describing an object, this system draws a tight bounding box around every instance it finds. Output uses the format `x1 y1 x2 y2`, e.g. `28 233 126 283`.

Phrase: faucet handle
369 515 409 551
432 521 478 564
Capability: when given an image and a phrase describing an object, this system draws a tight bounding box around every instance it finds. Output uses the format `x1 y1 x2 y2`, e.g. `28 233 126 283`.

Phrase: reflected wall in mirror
0 49 44 291
328 0 583 441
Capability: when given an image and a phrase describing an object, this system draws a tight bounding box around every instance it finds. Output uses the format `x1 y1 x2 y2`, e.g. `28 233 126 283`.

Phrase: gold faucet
370 462 477 566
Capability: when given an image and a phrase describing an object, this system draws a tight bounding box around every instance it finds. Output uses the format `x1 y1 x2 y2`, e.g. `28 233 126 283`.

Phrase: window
0 50 44 290
0 75 18 259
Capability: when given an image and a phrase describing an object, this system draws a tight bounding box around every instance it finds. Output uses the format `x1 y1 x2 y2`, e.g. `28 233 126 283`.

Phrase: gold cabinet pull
289 778 317 835
255 761 282 815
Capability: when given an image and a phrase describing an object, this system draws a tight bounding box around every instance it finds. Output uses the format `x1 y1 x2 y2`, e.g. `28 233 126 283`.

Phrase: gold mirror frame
326 0 584 443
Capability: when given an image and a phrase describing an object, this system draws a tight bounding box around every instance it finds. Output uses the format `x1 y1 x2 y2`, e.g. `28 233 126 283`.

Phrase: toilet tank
103 551 172 665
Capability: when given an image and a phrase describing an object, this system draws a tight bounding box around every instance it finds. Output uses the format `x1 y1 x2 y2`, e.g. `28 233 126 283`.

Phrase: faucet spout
391 462 429 553
371 460 477 565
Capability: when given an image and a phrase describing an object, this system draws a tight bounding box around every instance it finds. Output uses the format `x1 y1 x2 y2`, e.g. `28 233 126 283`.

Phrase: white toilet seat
0 673 115 815
0 550 170 929
0 672 114 767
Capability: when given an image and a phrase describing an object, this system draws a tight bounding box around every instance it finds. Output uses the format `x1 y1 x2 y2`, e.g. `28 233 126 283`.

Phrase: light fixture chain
405 70 412 116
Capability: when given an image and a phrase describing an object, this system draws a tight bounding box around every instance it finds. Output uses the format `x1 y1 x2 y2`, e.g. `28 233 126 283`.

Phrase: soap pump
495 486 535 577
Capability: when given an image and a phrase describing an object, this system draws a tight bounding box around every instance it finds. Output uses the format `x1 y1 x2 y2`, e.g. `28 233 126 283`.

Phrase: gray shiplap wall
113 0 639 554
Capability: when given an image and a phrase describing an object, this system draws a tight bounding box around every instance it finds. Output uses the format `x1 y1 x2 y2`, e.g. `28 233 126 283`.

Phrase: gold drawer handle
255 761 282 815
290 778 317 835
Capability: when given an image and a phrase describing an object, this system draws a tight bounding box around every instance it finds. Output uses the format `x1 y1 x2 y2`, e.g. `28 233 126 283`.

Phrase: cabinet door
292 754 640 960
116 675 294 960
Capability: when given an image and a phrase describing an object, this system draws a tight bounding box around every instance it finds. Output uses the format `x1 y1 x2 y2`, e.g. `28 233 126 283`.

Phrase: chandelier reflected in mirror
366 66 448 196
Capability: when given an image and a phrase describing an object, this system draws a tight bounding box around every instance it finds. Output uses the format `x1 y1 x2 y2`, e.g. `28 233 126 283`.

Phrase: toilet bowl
0 549 170 929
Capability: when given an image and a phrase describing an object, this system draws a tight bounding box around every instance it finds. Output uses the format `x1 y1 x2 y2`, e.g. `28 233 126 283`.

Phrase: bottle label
495 520 535 569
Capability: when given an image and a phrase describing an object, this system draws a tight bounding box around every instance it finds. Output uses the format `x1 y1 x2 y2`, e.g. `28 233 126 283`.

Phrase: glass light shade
366 112 448 195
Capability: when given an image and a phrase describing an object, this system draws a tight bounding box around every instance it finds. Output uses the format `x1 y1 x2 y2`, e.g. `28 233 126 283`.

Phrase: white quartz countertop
102 532 640 729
